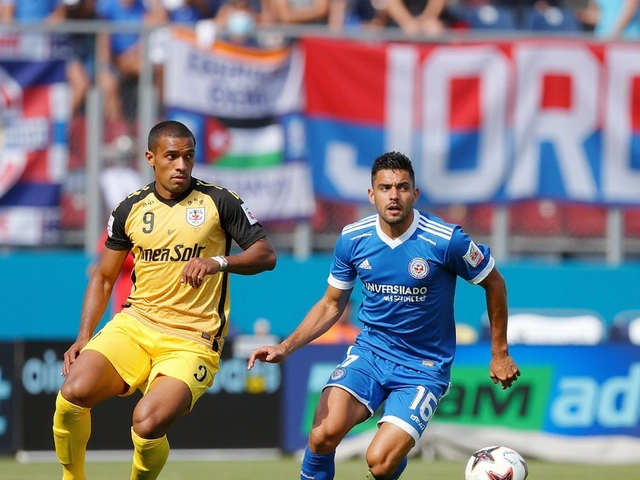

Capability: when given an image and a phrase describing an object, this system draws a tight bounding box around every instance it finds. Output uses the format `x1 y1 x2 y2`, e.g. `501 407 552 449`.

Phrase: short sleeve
104 204 133 251
445 226 494 285
217 189 267 250
328 233 357 290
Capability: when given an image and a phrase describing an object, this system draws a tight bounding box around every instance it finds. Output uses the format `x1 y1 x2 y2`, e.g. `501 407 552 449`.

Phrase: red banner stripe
303 37 385 124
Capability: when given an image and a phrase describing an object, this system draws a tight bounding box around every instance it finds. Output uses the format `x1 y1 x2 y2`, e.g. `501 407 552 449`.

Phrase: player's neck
380 211 414 239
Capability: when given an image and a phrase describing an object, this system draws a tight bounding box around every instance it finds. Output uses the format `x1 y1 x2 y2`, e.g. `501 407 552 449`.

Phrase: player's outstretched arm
247 285 352 370
479 267 521 390
62 247 129 376
247 345 288 370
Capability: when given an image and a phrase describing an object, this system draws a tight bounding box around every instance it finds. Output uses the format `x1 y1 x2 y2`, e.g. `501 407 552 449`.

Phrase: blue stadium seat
521 6 582 32
465 6 518 31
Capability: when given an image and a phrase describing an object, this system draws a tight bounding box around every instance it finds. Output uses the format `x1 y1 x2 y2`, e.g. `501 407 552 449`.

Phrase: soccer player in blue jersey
248 151 520 480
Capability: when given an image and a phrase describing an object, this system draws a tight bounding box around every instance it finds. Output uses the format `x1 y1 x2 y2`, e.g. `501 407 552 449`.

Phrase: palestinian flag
164 28 314 221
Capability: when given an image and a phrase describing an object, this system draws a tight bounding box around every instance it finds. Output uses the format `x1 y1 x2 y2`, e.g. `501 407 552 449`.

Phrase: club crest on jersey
408 258 429 279
331 368 346 381
186 207 205 227
463 242 484 268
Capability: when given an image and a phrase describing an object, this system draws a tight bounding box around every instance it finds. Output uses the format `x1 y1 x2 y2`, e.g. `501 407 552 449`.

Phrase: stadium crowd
2 0 639 252
1 0 633 139
1 0 636 124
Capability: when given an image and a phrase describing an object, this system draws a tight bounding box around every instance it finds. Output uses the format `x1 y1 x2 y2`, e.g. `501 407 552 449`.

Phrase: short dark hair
148 120 196 151
371 151 415 185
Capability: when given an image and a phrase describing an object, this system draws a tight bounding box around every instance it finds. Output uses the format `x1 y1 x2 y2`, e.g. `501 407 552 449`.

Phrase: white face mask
227 11 255 37
162 0 186 10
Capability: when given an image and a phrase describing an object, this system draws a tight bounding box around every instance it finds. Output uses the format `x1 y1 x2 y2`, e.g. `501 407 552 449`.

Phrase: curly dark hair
371 151 415 185
148 120 196 151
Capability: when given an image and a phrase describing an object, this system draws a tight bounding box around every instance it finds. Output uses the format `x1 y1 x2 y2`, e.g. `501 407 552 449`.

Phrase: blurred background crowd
2 0 639 261
2 0 637 127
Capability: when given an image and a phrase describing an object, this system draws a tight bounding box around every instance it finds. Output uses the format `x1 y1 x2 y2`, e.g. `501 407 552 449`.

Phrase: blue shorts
323 345 450 442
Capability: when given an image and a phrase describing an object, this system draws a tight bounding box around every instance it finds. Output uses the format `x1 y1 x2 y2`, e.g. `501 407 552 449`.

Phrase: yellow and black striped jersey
104 178 267 350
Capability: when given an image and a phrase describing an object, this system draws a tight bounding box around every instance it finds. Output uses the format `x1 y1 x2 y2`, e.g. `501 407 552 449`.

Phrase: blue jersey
96 0 147 56
329 209 494 381
5 0 62 21
594 0 640 39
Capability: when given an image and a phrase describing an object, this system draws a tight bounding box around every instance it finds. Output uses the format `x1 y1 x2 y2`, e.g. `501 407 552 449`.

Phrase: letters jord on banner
305 39 640 206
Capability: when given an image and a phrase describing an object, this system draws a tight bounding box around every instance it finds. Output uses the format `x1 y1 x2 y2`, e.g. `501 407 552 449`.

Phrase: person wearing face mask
213 0 260 44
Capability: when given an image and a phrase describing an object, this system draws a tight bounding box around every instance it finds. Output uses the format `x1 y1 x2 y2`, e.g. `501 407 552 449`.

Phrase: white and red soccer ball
465 445 529 480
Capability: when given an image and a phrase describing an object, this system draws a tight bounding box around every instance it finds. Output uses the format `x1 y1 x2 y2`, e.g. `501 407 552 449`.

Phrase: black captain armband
211 255 228 272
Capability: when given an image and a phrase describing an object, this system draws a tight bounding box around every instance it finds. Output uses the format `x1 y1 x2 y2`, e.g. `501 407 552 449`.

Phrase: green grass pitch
0 456 637 480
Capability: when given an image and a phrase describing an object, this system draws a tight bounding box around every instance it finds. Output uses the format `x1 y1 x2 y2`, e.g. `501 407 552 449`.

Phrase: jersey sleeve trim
468 256 495 285
236 231 267 251
328 273 356 290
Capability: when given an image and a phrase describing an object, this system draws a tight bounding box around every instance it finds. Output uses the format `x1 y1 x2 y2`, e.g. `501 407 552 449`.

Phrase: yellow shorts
83 312 219 411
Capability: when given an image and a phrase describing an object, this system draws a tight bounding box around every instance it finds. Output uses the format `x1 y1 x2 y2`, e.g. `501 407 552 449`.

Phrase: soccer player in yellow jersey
53 120 277 480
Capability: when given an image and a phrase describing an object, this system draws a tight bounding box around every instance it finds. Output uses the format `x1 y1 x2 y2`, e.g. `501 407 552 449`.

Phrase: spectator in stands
0 0 67 23
382 0 448 36
578 0 640 39
95 0 167 122
460 0 567 28
491 0 563 7
0 0 91 116
214 0 261 43
488 0 587 32
328 0 388 31
66 1 98 96
161 0 211 23
268 0 330 25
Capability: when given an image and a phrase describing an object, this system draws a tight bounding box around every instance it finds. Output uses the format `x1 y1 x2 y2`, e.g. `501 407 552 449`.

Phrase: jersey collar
152 177 196 206
375 208 419 249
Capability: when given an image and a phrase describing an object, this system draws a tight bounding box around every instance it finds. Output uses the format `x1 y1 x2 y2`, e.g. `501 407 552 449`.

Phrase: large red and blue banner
0 33 69 245
303 37 640 206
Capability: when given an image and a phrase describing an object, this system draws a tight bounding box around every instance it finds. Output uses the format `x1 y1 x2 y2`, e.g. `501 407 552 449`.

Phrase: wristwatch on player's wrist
211 255 228 272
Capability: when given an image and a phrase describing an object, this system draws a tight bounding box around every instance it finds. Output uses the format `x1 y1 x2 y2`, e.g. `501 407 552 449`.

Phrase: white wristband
211 255 228 272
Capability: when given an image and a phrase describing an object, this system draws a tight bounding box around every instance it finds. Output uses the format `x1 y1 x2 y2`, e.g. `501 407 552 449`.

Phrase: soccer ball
464 445 528 480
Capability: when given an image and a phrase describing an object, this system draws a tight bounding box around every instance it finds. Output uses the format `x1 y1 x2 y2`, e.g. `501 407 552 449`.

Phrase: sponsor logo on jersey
242 203 258 225
330 368 346 381
357 258 372 270
463 242 484 268
365 282 428 303
408 258 429 279
139 243 206 262
107 215 114 237
364 283 428 295
186 207 205 227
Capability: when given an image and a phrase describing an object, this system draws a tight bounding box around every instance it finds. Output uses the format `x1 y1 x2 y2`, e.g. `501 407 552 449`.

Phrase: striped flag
164 29 314 221
0 57 69 245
